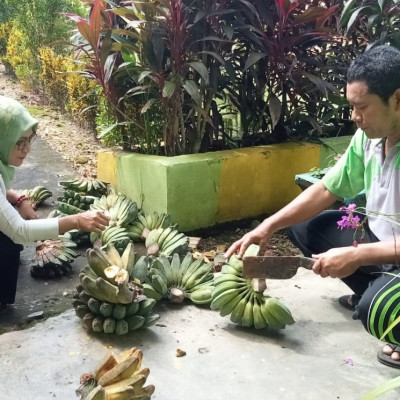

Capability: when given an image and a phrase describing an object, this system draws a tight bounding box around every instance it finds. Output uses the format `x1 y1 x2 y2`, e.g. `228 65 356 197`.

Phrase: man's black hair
347 45 400 103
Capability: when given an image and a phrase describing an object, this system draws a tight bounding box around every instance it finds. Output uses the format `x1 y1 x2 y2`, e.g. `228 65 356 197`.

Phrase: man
225 45 400 368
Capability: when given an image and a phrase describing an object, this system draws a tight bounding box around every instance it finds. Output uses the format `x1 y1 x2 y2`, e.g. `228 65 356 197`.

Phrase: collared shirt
0 175 58 244
322 128 400 241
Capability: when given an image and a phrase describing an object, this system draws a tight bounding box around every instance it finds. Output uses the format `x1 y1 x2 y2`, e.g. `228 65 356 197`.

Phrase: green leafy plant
340 0 400 49
111 0 238 155
227 0 352 145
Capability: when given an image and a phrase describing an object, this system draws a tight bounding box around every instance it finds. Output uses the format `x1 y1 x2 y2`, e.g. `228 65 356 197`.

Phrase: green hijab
0 95 38 189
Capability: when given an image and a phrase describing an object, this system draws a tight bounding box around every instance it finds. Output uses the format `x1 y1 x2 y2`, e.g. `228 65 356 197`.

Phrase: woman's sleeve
0 191 58 244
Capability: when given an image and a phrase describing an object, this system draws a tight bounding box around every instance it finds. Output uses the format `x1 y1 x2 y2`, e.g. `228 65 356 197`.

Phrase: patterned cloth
322 128 400 240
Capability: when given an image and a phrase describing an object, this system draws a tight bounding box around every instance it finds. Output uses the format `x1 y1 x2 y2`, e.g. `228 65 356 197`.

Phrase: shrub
39 47 70 111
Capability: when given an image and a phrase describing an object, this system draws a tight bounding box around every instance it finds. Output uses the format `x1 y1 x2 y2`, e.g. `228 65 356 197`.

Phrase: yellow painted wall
216 143 320 222
97 151 118 188
97 143 321 231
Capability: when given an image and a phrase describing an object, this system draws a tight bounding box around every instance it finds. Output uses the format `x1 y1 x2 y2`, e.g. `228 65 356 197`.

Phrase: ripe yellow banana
98 354 141 387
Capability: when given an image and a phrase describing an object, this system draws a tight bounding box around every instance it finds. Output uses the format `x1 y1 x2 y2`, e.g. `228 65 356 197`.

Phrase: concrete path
1 270 400 400
0 136 400 400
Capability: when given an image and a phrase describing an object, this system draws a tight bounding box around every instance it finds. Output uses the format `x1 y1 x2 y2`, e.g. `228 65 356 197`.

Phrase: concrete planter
97 140 338 232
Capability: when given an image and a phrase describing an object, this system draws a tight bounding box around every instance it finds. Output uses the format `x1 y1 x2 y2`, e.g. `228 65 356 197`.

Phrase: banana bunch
59 178 109 197
18 186 52 210
74 243 159 335
63 229 91 246
211 244 295 330
126 212 173 242
58 189 97 211
143 226 189 257
140 253 214 305
57 200 85 215
74 287 159 335
30 235 78 278
90 226 132 255
77 347 155 400
91 192 138 227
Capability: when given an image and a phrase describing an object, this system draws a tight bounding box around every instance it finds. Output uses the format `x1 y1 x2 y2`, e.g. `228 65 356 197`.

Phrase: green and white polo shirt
322 128 400 241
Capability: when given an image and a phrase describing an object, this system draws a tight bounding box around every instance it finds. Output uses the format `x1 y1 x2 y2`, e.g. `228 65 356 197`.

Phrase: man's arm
225 181 339 259
313 238 400 279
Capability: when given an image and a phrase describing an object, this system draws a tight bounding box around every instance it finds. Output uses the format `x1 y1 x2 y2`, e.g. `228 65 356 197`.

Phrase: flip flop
338 294 359 311
377 344 400 369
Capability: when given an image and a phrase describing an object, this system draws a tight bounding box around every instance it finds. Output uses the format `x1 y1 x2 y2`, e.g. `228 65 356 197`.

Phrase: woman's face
8 129 36 167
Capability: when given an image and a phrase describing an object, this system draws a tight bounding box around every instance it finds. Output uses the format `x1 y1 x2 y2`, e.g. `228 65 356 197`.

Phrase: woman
0 95 110 311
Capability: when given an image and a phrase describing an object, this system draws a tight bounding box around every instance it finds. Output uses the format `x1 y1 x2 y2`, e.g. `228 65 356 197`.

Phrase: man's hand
224 221 273 259
311 246 360 279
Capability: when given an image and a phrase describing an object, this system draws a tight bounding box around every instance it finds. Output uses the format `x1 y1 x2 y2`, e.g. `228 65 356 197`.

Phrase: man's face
346 81 400 140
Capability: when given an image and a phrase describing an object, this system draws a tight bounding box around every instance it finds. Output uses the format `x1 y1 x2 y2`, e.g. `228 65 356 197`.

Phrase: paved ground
1 138 400 399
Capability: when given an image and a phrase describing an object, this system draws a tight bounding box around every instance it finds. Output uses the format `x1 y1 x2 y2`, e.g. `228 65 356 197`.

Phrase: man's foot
0 302 7 313
338 294 360 311
377 344 400 368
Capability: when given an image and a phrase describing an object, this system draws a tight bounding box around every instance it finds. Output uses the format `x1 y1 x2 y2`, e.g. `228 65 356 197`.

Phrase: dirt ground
0 63 299 256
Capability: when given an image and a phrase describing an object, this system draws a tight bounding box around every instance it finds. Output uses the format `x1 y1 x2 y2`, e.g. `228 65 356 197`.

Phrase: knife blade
242 256 316 279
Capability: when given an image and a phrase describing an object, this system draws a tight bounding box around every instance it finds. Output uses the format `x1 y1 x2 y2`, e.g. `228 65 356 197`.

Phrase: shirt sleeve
0 188 59 244
322 129 366 199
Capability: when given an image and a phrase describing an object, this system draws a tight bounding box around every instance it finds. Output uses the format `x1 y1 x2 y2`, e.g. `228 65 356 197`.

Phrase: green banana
126 315 145 331
184 262 213 290
96 277 119 303
240 291 255 327
125 301 140 317
230 290 252 324
137 298 156 316
227 254 244 274
252 295 269 330
117 283 134 304
219 288 248 317
121 242 136 275
175 252 193 287
115 319 129 336
103 317 116 334
142 283 164 301
145 228 164 248
211 287 243 311
100 302 114 318
169 253 181 287
189 286 213 305
81 275 106 301
220 264 241 276
180 258 204 288
87 297 101 314
151 274 168 296
142 312 160 328
161 236 189 256
212 279 246 299
214 273 245 285
264 297 295 326
112 304 127 320
156 226 173 248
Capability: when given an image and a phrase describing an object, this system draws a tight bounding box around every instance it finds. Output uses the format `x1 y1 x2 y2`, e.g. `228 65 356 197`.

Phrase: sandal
338 294 360 311
377 344 400 369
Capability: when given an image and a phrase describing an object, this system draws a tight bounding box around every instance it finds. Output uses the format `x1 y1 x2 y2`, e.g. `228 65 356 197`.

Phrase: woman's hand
76 210 110 233
17 199 38 220
58 211 110 234
311 247 360 279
